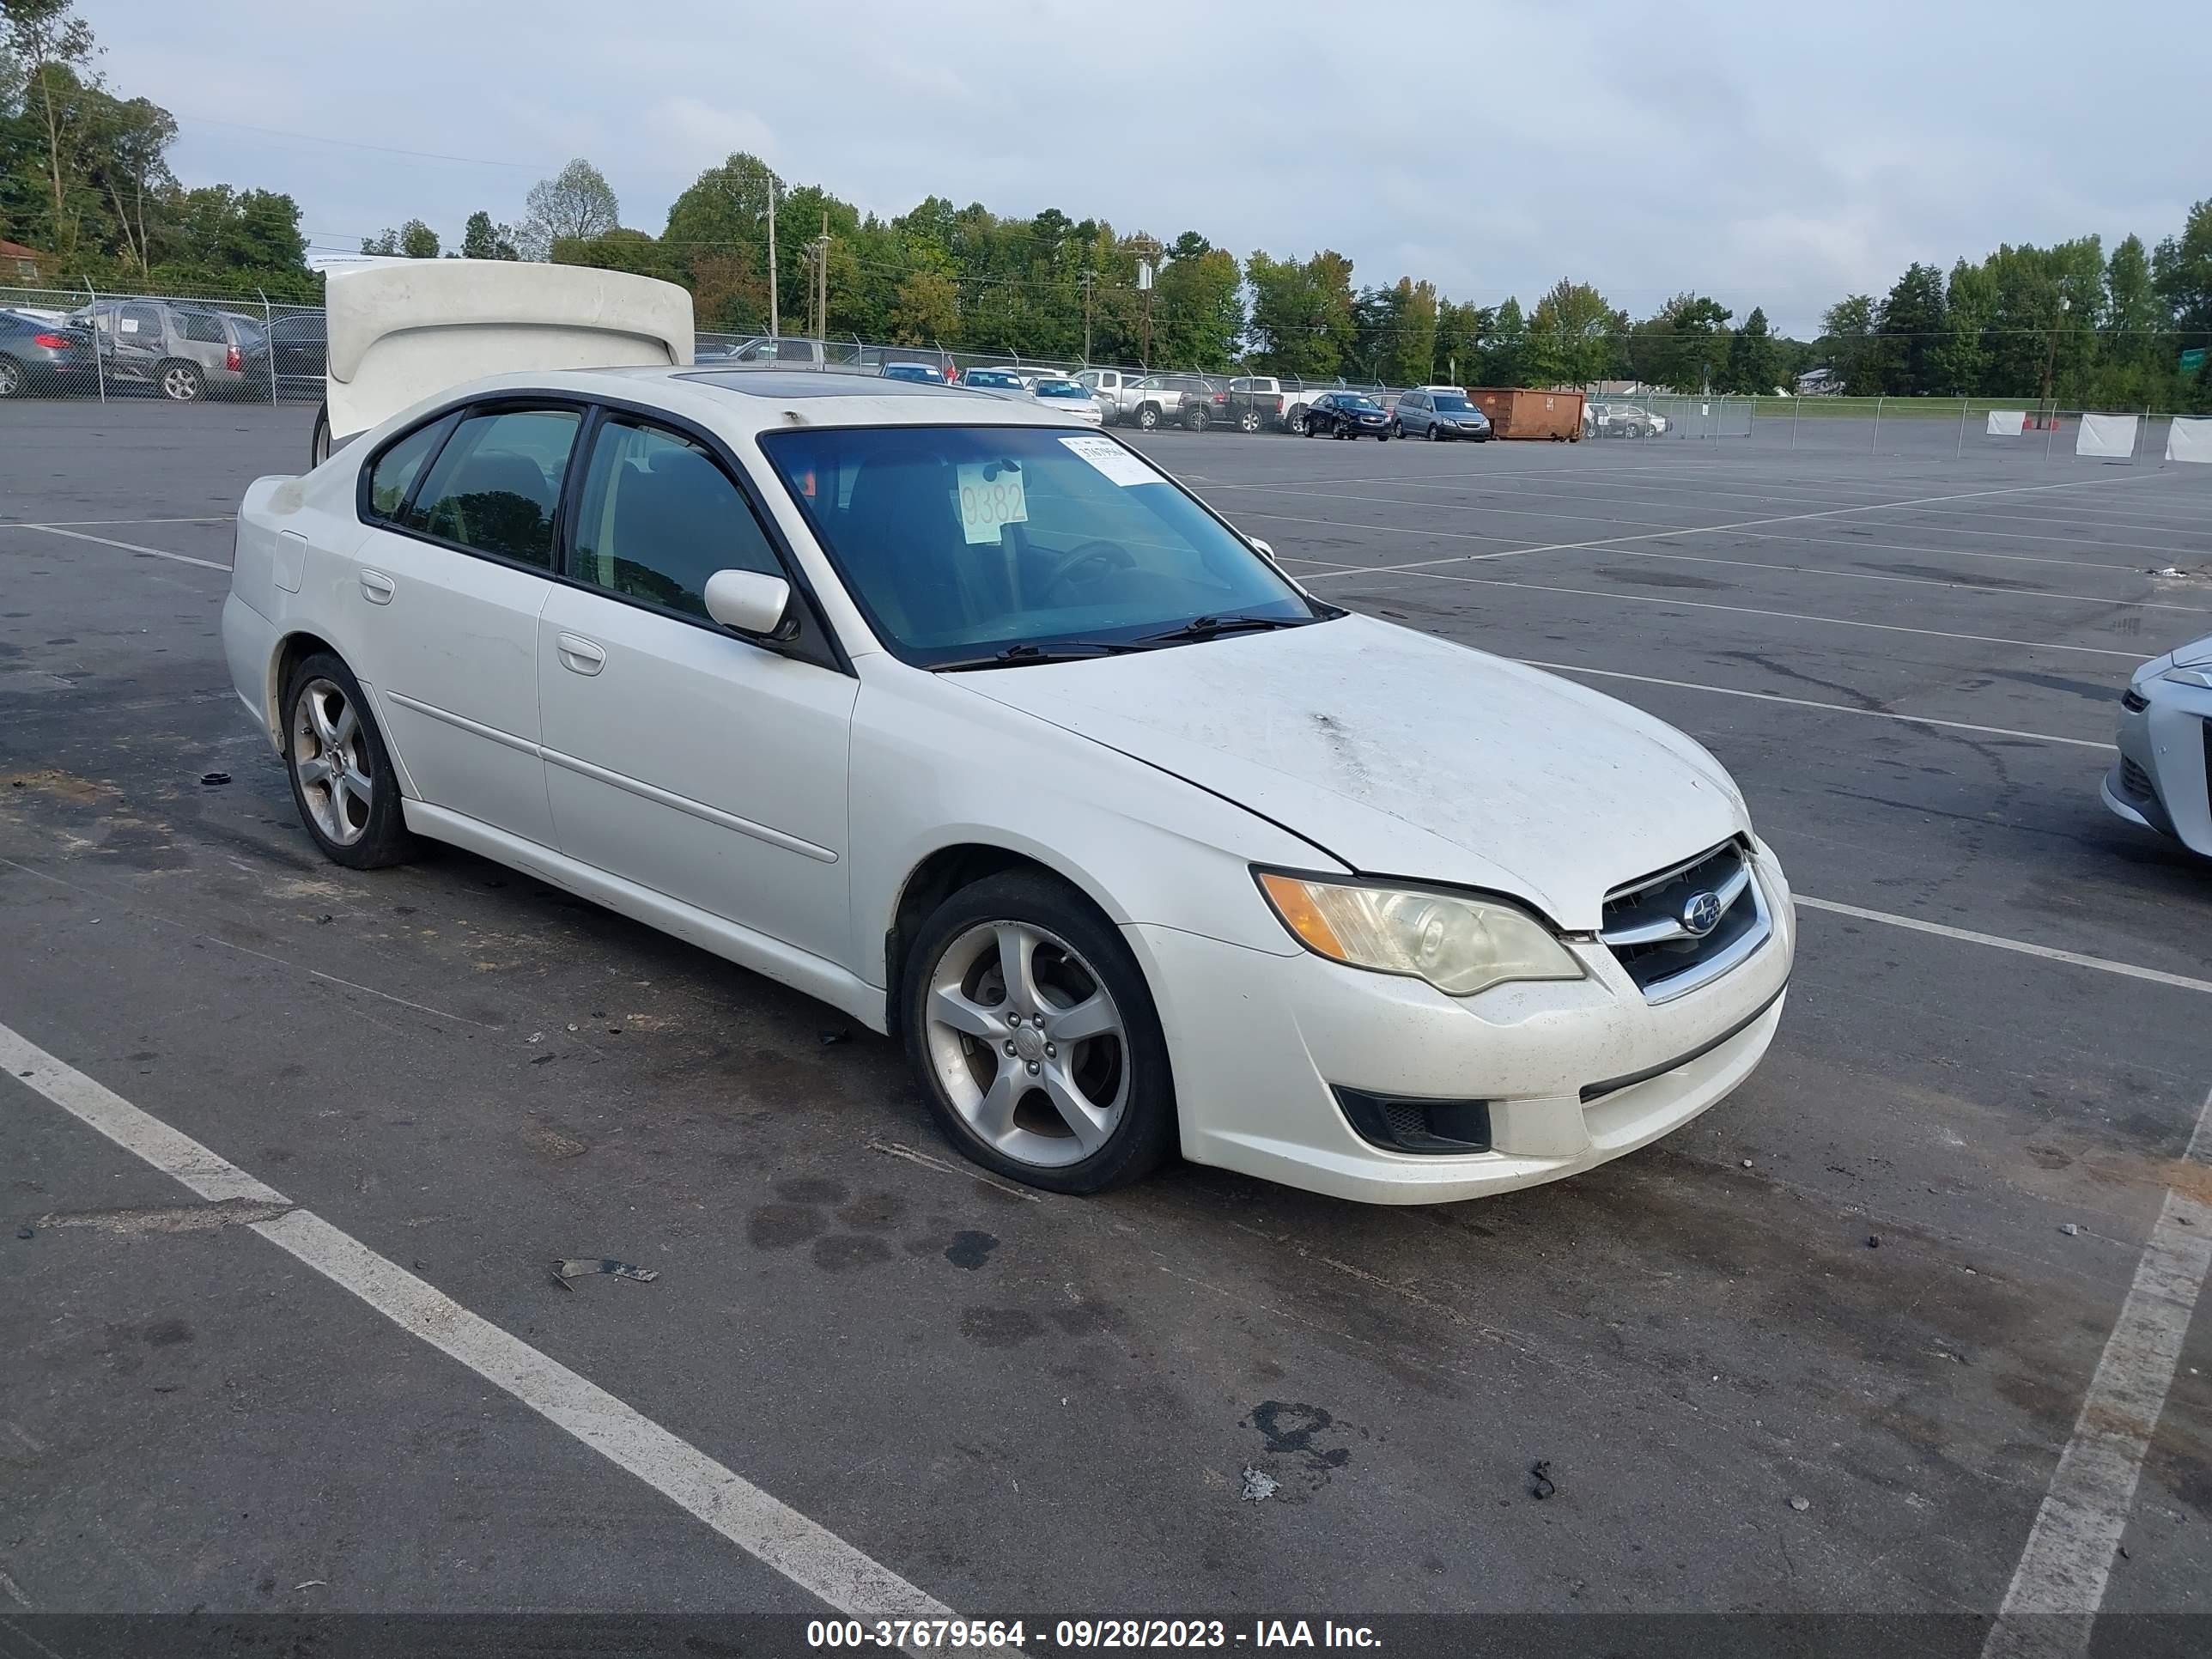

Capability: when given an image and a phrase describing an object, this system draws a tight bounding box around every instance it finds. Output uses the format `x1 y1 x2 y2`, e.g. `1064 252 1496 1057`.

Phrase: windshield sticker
118 317 139 333
1059 435 1162 488
956 460 1029 544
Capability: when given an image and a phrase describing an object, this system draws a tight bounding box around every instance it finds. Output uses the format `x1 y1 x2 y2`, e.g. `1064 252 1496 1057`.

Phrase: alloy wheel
922 920 1129 1169
291 678 372 846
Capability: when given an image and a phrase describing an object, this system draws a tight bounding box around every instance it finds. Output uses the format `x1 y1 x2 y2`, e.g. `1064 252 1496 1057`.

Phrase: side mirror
703 568 798 642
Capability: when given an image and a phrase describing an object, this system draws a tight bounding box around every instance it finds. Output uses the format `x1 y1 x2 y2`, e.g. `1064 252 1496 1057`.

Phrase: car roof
410 364 1083 435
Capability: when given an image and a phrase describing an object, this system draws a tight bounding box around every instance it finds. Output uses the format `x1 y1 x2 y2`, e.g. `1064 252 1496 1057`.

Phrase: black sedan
0 309 98 398
1298 391 1392 439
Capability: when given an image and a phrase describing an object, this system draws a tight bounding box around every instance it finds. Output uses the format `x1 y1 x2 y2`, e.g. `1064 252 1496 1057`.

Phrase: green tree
81 89 172 273
1480 297 1530 386
1528 278 1615 386
1819 293 1877 392
1873 261 1947 393
1431 300 1491 385
1723 305 1779 393
1647 292 1730 392
518 157 618 260
1936 258 1994 394
1245 249 1355 380
460 209 518 260
1152 244 1243 370
2153 198 2212 348
890 266 958 345
398 218 438 259
3 0 97 250
1384 277 1438 388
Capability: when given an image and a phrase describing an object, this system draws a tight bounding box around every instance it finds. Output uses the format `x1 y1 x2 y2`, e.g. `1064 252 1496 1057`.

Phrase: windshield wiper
931 640 1149 672
1133 613 1315 647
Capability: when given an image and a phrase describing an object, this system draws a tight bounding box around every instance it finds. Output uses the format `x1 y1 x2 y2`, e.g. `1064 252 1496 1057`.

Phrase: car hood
954 615 1748 929
2168 633 2212 668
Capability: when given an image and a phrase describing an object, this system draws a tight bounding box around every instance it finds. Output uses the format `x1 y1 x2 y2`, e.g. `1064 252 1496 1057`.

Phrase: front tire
282 652 416 870
903 871 1176 1195
158 359 204 402
1137 404 1160 431
0 356 26 399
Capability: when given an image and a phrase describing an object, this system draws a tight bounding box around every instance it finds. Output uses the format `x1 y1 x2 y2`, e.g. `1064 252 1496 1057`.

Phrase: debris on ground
1741 1158 1753 1169
819 1027 852 1046
2060 1223 2081 1237
1790 1496 1810 1512
1528 1460 1556 1500
294 1580 327 1590
316 915 331 925
1239 1467 1279 1503
550 1258 660 1291
15 1224 33 1240
200 772 230 787
1867 1235 1881 1249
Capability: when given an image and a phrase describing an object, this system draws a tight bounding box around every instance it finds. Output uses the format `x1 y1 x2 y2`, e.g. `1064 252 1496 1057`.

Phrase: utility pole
816 211 829 344
1080 270 1094 365
767 177 779 340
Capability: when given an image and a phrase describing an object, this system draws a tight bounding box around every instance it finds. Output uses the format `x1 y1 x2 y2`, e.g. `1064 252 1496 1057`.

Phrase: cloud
82 0 2207 337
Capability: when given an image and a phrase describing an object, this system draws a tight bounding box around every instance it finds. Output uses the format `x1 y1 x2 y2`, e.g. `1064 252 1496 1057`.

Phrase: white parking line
9 524 229 572
4 516 234 528
1794 897 2212 996
1524 660 2116 750
1271 468 2183 585
1358 567 2144 658
1294 526 2212 616
1984 1082 2212 1658
0 1021 989 1653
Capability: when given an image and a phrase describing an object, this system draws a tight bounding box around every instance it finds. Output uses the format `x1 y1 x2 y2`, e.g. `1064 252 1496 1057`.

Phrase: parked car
265 310 327 397
959 367 1026 390
1591 402 1668 438
71 298 270 400
881 362 946 384
2102 633 2212 858
1391 389 1493 441
1299 391 1393 439
223 358 1791 1204
1030 375 1103 426
1224 376 1296 433
0 307 98 398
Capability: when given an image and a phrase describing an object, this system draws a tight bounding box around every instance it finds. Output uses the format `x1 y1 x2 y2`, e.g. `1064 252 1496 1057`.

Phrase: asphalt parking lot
3 398 2209 1652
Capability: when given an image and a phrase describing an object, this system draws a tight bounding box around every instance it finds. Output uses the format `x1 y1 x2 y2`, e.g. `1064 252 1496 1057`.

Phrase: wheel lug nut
1026 1061 1040 1076
1004 1041 1017 1056
1006 1012 1020 1026
1045 1044 1056 1058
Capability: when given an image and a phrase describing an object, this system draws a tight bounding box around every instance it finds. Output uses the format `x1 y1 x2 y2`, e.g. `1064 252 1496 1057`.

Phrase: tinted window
1402 393 1427 410
404 407 580 568
1433 394 1473 412
760 425 1316 666
364 416 454 520
180 311 227 344
570 420 779 620
775 339 816 362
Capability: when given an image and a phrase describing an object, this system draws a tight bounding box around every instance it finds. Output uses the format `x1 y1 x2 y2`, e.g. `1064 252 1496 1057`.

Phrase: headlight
1256 872 1583 997
2161 666 2212 690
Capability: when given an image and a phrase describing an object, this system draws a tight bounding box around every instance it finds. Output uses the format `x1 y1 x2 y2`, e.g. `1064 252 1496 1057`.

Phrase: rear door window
403 407 581 568
363 415 457 521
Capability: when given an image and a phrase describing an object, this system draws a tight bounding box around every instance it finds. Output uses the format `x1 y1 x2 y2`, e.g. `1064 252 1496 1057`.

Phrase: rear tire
157 359 203 402
0 356 26 398
902 870 1176 1195
1185 406 1206 433
282 651 416 871
1238 410 1261 433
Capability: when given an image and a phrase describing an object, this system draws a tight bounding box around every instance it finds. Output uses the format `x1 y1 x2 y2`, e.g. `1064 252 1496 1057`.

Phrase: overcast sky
85 0 2202 337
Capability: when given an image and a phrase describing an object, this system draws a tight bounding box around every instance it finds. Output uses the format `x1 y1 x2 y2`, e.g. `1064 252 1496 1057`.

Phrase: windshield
1432 395 1474 412
1343 397 1382 412
760 425 1321 668
1034 380 1087 398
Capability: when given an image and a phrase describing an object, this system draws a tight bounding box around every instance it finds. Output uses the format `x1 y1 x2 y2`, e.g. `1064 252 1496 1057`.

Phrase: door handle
359 569 395 605
556 633 606 676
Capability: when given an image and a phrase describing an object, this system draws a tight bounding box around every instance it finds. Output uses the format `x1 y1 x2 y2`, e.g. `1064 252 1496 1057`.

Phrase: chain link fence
7 279 2202 470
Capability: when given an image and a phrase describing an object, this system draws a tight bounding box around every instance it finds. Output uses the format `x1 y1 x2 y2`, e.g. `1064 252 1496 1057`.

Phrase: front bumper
2103 684 2212 856
1127 840 1796 1204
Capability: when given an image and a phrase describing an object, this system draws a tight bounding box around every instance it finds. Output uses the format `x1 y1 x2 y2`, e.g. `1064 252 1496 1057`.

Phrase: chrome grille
1600 839 1771 1001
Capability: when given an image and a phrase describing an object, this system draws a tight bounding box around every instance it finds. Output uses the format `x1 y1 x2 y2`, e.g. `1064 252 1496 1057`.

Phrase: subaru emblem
1681 890 1723 937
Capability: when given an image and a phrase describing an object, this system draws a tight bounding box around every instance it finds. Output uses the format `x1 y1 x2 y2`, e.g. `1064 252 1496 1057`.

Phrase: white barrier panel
2076 412 2138 459
1986 409 2027 436
2167 416 2212 465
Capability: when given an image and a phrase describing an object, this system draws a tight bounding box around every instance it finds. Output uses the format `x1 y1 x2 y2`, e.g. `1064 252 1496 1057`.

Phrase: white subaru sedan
222 368 1792 1201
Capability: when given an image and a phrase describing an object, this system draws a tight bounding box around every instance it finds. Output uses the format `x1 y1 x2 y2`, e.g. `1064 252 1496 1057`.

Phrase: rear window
180 311 228 344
